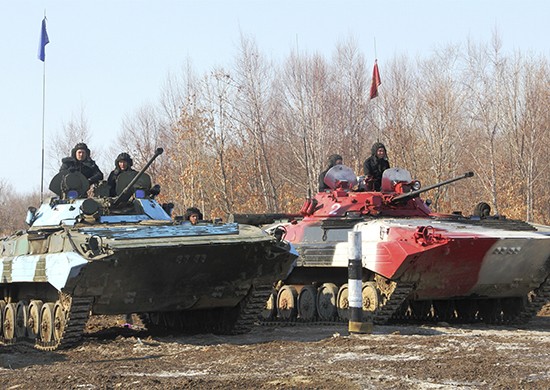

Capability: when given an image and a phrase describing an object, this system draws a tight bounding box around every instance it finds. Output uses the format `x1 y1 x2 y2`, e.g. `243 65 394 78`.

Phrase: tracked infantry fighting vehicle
0 148 296 350
235 165 550 325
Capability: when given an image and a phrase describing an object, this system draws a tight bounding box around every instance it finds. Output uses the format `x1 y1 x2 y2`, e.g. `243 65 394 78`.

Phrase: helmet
184 207 203 220
327 154 343 168
71 142 91 159
115 152 133 168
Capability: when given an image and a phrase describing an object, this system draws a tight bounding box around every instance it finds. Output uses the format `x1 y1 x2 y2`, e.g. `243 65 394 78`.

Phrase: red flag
370 60 381 99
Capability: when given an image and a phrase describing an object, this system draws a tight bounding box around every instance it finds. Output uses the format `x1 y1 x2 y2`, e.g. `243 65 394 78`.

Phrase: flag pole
40 46 46 202
369 38 381 142
39 12 49 202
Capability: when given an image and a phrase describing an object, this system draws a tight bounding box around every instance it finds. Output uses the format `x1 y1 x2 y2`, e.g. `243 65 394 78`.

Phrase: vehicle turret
111 147 163 207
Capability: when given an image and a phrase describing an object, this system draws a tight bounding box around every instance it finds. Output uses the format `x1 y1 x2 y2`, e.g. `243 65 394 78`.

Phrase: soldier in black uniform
363 142 390 191
184 207 203 225
318 154 343 192
107 152 138 196
59 142 103 185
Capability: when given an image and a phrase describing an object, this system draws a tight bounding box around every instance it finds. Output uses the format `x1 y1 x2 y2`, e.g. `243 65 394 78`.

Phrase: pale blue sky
1 0 548 194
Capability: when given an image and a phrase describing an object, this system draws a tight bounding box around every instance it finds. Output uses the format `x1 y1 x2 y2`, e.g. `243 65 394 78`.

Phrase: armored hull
0 150 296 350
253 166 550 325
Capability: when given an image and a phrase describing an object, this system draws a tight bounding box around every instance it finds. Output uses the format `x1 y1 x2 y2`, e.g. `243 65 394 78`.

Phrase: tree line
1 34 549 235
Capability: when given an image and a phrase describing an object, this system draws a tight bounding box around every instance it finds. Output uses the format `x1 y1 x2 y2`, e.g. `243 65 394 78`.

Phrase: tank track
231 284 274 333
516 277 550 323
139 284 273 335
36 296 93 351
0 295 93 351
373 282 415 325
387 277 550 325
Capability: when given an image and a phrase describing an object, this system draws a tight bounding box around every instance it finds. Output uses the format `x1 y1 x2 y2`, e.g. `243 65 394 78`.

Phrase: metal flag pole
39 12 49 202
40 47 46 202
373 37 380 143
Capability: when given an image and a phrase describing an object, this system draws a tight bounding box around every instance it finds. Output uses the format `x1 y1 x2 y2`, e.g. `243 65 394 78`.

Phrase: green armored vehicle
0 148 296 350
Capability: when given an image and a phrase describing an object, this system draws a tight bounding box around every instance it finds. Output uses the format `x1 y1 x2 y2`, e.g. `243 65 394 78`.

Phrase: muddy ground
1 307 550 389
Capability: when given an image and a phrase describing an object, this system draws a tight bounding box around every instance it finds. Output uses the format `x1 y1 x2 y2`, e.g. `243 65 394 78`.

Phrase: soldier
107 152 137 196
184 207 203 225
318 154 343 192
363 142 390 191
59 142 103 185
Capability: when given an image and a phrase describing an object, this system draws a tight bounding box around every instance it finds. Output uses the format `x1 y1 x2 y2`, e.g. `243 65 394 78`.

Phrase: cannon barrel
390 171 474 203
112 147 164 207
229 213 301 226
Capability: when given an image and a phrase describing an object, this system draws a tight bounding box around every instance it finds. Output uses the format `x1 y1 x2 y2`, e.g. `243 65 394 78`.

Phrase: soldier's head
184 207 203 225
115 152 133 171
371 142 387 159
71 142 91 161
327 154 343 168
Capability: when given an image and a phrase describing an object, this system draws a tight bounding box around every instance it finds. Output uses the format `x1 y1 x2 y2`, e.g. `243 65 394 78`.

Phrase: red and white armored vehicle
235 165 550 324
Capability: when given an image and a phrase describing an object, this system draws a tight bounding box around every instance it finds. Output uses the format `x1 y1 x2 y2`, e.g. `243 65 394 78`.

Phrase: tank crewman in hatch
318 154 343 192
184 207 203 225
107 152 138 196
59 142 104 185
363 142 390 191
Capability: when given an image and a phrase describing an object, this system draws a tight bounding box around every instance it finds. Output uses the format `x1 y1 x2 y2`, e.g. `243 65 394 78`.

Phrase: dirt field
1 307 550 389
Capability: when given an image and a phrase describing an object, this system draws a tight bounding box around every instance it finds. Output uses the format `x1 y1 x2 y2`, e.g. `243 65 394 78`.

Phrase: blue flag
38 17 49 62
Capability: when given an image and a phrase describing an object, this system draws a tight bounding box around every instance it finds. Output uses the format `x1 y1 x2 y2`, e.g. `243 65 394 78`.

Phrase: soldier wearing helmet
59 142 104 185
107 152 137 196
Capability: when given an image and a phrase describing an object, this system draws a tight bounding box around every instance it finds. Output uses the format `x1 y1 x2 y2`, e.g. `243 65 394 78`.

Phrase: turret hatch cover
115 171 152 195
324 165 358 190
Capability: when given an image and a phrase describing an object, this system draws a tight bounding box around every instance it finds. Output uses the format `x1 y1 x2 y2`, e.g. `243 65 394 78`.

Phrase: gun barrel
391 171 474 203
112 148 164 206
229 213 301 226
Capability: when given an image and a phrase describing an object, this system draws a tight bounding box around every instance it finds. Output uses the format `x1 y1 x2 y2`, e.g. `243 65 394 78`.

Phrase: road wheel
53 301 67 342
40 303 55 343
336 284 349 321
27 300 43 339
297 285 317 321
3 303 17 341
361 282 379 321
15 300 29 338
277 285 297 320
316 283 338 321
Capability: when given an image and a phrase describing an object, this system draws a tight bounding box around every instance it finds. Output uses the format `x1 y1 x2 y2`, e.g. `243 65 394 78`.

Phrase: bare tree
47 106 91 172
113 104 164 178
330 38 370 173
230 35 280 211
415 45 465 211
0 179 40 235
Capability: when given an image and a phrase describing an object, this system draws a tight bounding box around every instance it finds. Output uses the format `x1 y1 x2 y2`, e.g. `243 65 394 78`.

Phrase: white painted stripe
45 252 89 291
11 255 40 281
348 279 362 308
1 252 88 292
